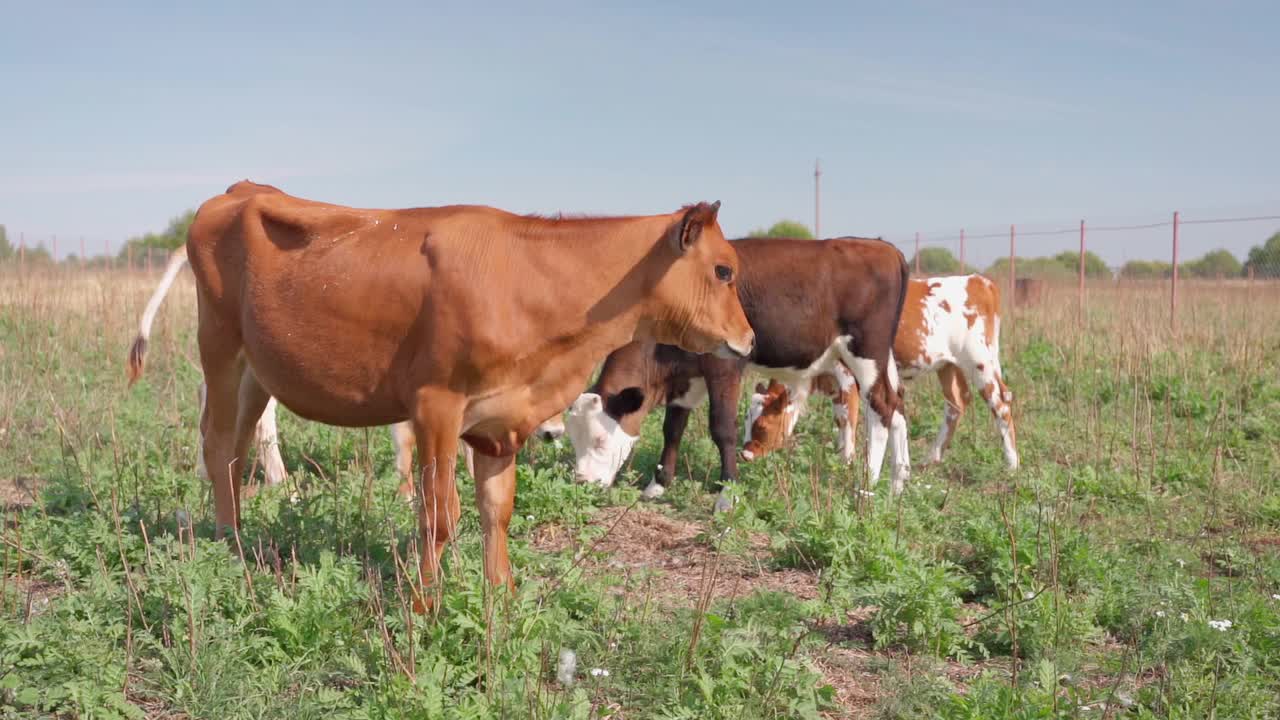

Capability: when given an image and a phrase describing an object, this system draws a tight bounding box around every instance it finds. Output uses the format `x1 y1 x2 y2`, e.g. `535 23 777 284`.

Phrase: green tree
1245 232 1280 278
1052 251 1111 279
0 227 53 264
1120 260 1172 279
985 257 1026 279
21 244 53 265
747 220 815 239
911 247 961 274
118 209 196 259
1182 249 1242 279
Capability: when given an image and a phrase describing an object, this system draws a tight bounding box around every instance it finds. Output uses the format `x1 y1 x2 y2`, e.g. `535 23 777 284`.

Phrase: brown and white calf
564 235 912 509
743 274 1018 469
131 245 569 492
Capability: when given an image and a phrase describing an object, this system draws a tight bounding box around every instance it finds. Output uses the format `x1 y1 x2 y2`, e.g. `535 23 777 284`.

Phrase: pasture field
2 268 1279 719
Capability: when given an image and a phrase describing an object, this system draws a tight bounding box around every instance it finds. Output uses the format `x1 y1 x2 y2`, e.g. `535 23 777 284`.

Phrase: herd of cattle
126 181 1018 610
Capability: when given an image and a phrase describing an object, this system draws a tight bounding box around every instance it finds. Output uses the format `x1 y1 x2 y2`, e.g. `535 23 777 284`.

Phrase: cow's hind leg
927 364 970 465
842 351 910 494
826 365 860 464
972 361 1018 470
834 381 860 464
391 421 416 497
255 397 287 486
231 369 274 501
199 353 271 537
196 382 210 483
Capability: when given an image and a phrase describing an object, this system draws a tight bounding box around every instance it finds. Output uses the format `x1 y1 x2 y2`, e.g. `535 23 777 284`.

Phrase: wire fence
2 234 179 275
3 210 1279 333
897 211 1280 332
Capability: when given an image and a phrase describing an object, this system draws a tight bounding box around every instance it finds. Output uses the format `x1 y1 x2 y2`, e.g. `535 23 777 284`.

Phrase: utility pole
813 158 821 239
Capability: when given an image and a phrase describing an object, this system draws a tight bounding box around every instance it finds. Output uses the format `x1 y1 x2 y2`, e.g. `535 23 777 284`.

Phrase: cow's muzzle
714 333 754 360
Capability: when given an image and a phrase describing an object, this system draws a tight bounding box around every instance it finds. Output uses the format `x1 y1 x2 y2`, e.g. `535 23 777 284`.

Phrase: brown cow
128 246 566 496
127 180 754 610
744 274 1017 469
563 236 912 509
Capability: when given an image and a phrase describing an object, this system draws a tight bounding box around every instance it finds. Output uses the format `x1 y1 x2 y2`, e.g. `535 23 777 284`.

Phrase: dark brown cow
127 180 754 611
564 236 912 509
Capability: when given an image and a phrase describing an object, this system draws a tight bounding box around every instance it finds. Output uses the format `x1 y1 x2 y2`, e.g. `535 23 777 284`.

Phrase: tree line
909 237 1279 280
746 221 1280 280
3 214 1278 279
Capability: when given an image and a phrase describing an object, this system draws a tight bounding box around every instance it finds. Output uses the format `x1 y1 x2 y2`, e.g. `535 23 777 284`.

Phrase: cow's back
896 274 1000 375
733 237 907 369
184 185 495 425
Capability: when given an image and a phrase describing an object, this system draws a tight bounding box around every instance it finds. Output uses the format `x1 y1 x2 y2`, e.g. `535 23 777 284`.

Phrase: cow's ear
754 382 768 395
670 200 721 255
606 387 646 417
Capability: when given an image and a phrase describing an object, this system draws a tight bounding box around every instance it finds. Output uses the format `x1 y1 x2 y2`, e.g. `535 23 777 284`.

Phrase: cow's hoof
712 490 736 514
641 481 666 500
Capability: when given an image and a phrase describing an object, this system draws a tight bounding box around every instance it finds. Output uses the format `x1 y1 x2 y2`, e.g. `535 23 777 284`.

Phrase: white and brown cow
131 246 568 493
743 274 1018 469
564 235 913 509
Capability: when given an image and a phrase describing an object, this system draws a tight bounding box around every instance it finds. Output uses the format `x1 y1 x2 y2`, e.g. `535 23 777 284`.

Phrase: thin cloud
791 68 1091 117
0 168 313 195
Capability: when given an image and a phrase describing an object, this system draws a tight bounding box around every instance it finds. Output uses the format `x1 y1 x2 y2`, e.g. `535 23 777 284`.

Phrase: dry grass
2 265 1279 718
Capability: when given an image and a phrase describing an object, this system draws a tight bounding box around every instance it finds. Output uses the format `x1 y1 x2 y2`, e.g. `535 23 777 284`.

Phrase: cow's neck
502 214 685 430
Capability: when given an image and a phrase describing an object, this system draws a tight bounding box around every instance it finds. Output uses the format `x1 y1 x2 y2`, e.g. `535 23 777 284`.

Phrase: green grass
2 269 1280 719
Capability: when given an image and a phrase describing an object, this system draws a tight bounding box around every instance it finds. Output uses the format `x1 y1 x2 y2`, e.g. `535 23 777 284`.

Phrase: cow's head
648 202 754 360
565 389 646 487
741 381 790 461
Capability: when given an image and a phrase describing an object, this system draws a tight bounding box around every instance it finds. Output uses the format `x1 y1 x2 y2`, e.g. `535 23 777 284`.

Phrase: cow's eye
715 265 733 282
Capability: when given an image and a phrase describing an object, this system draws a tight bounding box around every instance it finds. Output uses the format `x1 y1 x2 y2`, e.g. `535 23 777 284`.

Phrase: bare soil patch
532 504 820 605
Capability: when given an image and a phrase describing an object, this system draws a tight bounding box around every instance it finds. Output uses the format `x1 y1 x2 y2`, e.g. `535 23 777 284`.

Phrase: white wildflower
1208 619 1233 632
1271 594 1279 601
1180 613 1189 622
1176 559 1186 569
1155 610 1166 618
525 515 535 522
590 668 610 678
1023 591 1036 600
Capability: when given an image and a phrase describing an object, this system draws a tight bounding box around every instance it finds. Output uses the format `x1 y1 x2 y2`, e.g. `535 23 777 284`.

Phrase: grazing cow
564 236 912 509
743 274 1018 470
127 180 754 610
741 365 860 463
131 248 566 494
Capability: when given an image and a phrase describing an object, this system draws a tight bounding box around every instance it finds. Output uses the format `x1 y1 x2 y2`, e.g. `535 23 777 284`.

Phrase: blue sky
1 0 1276 267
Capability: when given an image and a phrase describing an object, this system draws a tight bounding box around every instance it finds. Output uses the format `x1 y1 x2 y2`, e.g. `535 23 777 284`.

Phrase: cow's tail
127 244 190 386
887 242 911 391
